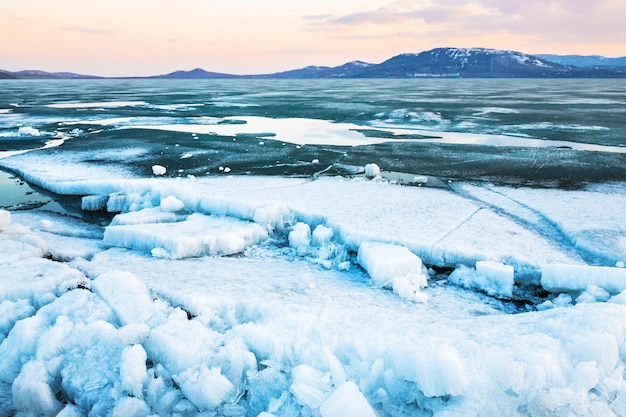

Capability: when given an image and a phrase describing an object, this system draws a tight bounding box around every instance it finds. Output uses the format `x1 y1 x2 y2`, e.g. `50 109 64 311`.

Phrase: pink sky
2 0 625 76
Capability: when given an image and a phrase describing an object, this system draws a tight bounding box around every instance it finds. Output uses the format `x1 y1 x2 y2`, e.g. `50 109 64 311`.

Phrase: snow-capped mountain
369 47 565 77
536 54 626 68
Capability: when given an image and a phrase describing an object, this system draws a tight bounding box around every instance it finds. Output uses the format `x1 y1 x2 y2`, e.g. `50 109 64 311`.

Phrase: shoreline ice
1 152 626 415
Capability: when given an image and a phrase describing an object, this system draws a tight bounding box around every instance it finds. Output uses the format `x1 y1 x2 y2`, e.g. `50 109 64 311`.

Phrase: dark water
0 169 51 209
1 78 625 195
0 168 105 221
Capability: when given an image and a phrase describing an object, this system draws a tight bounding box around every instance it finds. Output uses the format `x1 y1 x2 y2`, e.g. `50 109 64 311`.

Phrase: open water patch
0 169 113 224
0 169 52 210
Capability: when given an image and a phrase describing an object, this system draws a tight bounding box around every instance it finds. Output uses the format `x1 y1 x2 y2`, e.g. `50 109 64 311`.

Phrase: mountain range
535 54 626 68
0 69 102 80
2 48 626 79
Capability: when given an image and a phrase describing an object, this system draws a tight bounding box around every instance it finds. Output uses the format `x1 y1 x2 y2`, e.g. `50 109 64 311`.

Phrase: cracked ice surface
0 160 626 415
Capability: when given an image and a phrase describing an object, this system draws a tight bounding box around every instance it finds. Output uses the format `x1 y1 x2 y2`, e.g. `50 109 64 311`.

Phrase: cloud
306 0 626 44
323 1 423 26
455 0 626 42
62 26 113 36
303 14 335 23
304 0 476 28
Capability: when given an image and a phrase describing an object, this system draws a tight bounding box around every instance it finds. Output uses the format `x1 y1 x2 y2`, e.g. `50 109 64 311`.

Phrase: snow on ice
1 154 626 415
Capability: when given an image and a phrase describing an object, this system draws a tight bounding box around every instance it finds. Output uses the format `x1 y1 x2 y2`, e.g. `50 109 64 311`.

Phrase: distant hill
0 70 18 79
3 48 626 79
0 69 100 79
152 68 240 79
259 61 374 78
536 54 626 68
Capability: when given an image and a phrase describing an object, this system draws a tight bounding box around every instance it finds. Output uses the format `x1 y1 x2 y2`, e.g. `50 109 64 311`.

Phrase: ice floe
1 156 626 415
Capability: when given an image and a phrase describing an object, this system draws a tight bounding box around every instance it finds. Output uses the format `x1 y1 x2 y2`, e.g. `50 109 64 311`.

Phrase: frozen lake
1 79 626 416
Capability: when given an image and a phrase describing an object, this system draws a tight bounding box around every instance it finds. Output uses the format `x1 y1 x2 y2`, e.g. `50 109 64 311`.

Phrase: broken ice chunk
357 241 428 302
319 381 376 417
152 165 166 176
475 260 515 298
449 261 514 298
364 163 380 178
541 264 626 294
81 195 108 211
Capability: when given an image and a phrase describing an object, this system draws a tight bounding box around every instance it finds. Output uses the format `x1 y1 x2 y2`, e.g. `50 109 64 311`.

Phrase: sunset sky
2 0 625 76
